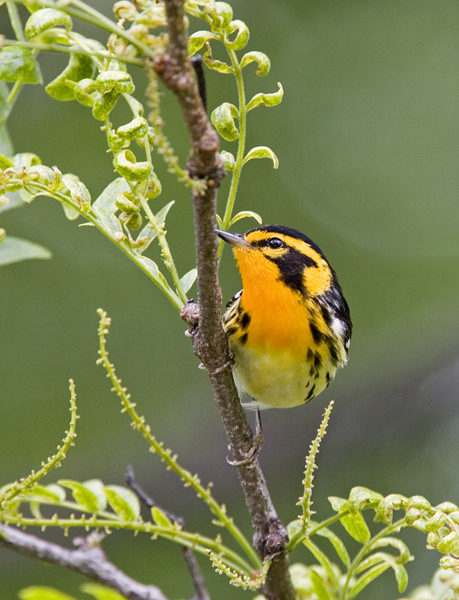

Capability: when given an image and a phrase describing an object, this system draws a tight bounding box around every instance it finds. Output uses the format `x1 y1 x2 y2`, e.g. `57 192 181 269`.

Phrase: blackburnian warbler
216 225 352 410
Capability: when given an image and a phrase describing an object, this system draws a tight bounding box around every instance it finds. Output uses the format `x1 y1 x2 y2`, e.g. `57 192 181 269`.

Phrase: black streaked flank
310 321 325 344
238 333 248 345
239 311 251 331
305 384 316 401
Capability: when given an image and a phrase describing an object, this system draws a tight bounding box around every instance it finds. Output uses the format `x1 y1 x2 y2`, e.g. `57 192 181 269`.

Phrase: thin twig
182 547 211 600
0 526 169 600
157 2 295 599
126 466 210 599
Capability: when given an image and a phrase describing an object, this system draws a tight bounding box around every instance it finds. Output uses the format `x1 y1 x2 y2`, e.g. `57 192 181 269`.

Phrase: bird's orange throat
233 247 317 353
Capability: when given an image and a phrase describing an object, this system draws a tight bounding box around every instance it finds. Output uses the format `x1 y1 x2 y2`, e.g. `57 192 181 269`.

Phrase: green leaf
246 82 284 112
155 200 175 226
60 203 80 220
94 178 130 212
27 484 66 503
25 8 72 40
310 570 333 600
0 236 51 266
0 47 42 84
312 523 351 568
243 146 279 168
340 511 371 544
229 210 262 227
80 583 127 600
187 30 218 56
138 255 160 279
19 586 77 600
93 206 124 242
46 52 94 101
303 539 340 591
353 552 408 595
179 268 197 293
104 485 140 521
58 479 107 513
240 51 270 76
211 102 239 142
151 506 173 528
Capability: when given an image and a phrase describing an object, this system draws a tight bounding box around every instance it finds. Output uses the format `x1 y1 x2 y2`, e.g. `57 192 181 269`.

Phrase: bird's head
216 224 334 298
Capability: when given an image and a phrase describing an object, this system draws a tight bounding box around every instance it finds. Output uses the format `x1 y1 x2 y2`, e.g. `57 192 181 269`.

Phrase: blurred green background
1 0 459 598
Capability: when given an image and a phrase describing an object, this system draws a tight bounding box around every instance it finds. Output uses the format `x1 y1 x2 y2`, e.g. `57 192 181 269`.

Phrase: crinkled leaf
310 570 333 600
229 210 262 227
211 102 239 142
14 152 41 169
349 486 384 513
328 496 348 513
375 494 408 524
135 223 158 253
312 523 351 568
0 236 51 266
202 49 234 74
240 51 270 76
25 8 72 40
93 206 124 241
224 19 249 50
104 485 140 521
187 30 218 56
62 174 91 212
243 146 279 168
246 82 283 112
155 200 174 226
19 586 77 600
0 47 42 84
220 150 235 171
372 536 411 563
151 506 173 528
94 178 130 212
46 52 94 101
80 583 127 600
179 268 197 293
58 479 107 512
353 552 408 595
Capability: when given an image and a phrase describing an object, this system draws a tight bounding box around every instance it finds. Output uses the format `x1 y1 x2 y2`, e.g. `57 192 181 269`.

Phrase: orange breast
234 247 315 354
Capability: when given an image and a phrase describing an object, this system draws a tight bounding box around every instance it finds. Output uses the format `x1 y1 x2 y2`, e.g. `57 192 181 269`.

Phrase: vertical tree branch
155 2 296 598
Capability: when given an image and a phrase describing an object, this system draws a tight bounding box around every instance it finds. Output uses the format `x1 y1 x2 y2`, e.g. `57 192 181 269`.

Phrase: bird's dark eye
267 237 285 249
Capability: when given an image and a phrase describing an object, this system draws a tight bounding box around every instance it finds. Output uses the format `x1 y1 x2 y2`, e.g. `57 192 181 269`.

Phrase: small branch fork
0 525 168 600
157 1 295 598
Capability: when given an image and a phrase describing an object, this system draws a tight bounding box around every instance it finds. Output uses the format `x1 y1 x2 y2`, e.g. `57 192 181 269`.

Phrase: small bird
216 225 352 410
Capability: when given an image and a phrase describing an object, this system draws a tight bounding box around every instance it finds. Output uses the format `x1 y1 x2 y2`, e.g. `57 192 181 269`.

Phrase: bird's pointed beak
215 229 252 248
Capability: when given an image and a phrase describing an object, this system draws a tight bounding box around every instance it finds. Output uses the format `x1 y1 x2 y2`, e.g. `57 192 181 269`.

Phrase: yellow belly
230 341 337 409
